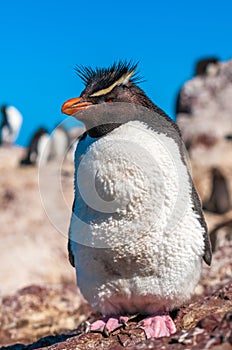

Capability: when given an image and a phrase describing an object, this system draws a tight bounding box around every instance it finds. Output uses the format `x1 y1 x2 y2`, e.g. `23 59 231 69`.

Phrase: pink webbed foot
139 313 176 339
90 315 129 336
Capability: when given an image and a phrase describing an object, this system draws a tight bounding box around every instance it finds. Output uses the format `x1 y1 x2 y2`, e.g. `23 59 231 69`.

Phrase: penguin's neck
87 123 122 138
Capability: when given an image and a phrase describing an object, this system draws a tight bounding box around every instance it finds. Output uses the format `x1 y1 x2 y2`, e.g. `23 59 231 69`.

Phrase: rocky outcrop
0 284 91 347
176 59 232 155
176 58 232 236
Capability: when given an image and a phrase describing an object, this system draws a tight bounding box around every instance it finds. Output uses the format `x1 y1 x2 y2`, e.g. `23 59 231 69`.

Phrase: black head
1 105 8 126
195 57 219 76
76 61 140 95
75 61 147 105
1 105 7 115
61 61 156 114
61 61 175 137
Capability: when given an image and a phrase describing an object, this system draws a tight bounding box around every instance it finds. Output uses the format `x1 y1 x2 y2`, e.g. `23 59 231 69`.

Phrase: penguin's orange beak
61 97 93 116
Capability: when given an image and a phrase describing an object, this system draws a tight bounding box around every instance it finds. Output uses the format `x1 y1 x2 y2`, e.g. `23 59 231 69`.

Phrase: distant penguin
49 125 70 160
20 127 51 166
210 219 232 252
66 139 79 163
203 168 230 214
194 57 219 77
0 105 23 145
225 134 232 141
66 126 86 162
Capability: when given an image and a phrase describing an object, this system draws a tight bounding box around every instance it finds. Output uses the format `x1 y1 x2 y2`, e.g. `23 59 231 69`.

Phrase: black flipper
191 184 212 265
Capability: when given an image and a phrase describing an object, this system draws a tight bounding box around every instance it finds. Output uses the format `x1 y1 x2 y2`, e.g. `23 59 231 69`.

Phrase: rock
176 58 232 260
0 284 91 347
176 58 232 155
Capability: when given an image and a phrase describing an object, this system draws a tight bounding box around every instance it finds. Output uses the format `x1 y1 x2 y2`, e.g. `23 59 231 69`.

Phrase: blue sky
1 0 232 146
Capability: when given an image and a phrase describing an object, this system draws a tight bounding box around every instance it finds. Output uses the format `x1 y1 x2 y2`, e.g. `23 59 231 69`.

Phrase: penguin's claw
90 315 129 336
138 313 176 339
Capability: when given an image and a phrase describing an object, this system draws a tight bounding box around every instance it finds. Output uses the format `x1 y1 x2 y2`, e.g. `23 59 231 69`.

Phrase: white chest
70 121 205 314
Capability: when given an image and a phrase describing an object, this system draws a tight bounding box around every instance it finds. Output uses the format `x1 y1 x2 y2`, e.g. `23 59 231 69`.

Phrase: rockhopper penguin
61 61 212 339
0 105 22 145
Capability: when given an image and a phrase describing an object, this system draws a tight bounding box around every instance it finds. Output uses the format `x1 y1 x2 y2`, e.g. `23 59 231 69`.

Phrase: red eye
107 99 113 103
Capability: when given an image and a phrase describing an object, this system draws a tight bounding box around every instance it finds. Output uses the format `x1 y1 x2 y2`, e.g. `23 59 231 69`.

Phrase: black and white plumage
0 105 22 145
62 61 212 338
203 167 230 214
20 125 71 166
49 125 70 160
20 127 50 166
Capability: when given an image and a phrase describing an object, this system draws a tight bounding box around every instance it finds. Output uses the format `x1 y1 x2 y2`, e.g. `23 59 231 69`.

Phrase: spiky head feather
75 61 142 97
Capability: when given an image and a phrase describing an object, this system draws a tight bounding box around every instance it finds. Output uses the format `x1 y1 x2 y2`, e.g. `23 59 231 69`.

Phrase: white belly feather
70 121 205 314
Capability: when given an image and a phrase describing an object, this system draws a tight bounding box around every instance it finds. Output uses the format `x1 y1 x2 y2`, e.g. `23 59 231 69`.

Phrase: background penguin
49 125 70 161
0 104 23 145
203 167 230 214
225 134 232 141
194 57 219 77
20 127 50 166
61 61 212 339
66 125 86 162
209 219 232 252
